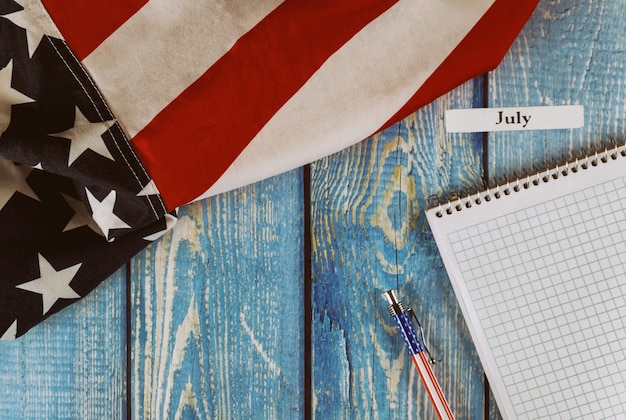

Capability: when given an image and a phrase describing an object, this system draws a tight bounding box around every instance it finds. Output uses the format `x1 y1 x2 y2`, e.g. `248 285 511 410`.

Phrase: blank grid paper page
448 175 626 419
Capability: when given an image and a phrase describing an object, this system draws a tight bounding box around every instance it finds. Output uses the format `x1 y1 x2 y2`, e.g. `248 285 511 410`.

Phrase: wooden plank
0 269 127 419
487 0 626 416
130 170 305 419
310 80 488 418
489 0 626 174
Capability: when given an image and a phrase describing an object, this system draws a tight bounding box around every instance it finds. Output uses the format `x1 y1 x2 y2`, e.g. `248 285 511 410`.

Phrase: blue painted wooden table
1 1 624 418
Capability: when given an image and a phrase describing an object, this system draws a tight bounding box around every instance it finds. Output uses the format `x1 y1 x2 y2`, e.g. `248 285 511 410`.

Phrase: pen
384 289 455 420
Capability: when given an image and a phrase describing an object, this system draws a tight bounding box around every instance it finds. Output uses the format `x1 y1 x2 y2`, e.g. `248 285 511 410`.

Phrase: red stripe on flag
130 0 397 210
380 0 539 129
41 0 147 60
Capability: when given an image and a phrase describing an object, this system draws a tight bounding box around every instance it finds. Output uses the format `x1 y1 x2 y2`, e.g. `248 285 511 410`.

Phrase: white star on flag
16 254 82 315
0 59 34 135
61 193 105 236
51 106 115 165
3 0 47 57
86 188 131 240
0 320 17 340
0 157 40 210
137 180 159 197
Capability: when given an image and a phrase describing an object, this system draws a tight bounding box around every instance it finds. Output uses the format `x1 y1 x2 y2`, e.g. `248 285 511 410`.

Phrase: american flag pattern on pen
411 352 455 420
0 0 538 338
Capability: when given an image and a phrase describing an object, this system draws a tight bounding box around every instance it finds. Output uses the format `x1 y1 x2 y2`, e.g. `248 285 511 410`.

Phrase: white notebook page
426 145 626 419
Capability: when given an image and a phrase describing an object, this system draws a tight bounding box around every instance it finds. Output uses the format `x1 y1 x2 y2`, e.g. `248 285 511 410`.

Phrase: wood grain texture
130 170 305 419
310 80 488 419
0 269 127 420
2 2 623 419
489 0 626 176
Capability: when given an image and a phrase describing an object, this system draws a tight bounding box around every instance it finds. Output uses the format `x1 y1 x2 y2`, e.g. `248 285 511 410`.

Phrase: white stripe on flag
199 0 495 199
82 0 284 138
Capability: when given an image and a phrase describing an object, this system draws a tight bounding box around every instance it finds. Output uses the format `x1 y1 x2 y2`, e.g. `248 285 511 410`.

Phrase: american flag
0 0 538 339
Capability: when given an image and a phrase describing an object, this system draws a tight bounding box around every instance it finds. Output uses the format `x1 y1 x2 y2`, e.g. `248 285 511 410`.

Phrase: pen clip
384 289 437 364
408 307 437 365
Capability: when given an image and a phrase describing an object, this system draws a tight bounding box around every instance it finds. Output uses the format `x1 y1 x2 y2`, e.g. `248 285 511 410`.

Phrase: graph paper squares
449 175 626 419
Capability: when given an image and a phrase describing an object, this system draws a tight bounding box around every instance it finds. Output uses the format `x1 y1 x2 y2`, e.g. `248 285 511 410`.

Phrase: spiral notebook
426 142 626 419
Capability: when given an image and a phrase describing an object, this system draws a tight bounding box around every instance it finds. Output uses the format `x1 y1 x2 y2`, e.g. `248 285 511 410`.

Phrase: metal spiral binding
430 139 625 218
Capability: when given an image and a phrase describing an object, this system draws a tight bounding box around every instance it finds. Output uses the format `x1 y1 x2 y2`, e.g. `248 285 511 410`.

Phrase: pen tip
383 289 398 306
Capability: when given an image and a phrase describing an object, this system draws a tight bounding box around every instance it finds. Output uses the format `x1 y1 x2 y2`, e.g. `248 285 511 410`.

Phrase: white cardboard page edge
445 105 584 133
